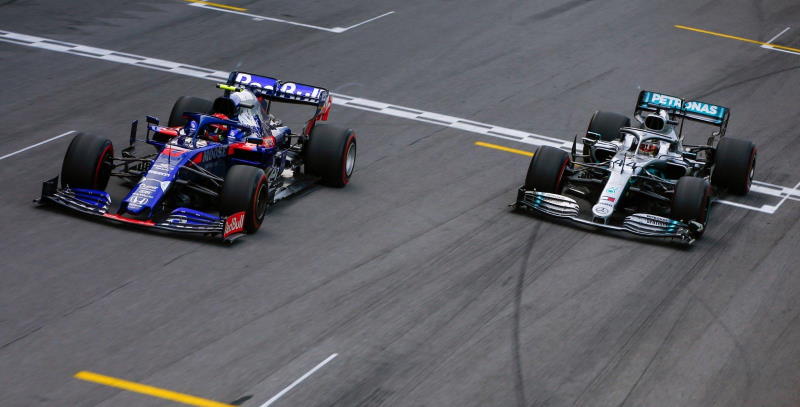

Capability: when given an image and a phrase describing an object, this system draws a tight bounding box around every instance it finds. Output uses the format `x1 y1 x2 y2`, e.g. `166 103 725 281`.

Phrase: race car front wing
35 177 246 243
514 187 701 244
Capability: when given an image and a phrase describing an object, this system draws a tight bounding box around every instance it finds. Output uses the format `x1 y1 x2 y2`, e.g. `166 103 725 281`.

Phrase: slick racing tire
220 165 269 234
671 176 711 237
584 111 631 159
168 96 213 127
525 145 570 193
711 137 756 195
305 124 357 187
587 111 630 142
60 133 114 190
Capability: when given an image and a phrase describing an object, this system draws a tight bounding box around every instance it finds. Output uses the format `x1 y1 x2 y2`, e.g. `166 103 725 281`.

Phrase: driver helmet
639 140 660 157
204 113 229 141
643 109 671 132
230 90 259 114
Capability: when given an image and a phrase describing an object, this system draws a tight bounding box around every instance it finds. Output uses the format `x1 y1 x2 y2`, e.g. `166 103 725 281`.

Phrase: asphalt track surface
1 1 800 406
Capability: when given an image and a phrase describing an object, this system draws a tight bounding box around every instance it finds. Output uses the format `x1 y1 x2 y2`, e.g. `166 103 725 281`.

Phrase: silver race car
514 90 756 244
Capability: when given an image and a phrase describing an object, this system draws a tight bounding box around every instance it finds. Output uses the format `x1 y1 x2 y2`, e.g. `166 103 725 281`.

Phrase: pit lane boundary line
1 29 797 208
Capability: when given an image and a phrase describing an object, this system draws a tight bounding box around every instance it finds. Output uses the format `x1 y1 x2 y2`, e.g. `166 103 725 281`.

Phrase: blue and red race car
37 71 357 243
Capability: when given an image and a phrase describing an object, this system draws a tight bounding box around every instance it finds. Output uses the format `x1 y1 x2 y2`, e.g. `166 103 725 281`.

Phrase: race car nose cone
592 203 613 218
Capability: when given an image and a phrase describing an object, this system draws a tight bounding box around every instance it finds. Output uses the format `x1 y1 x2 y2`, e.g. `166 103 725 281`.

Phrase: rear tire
711 137 756 195
220 165 269 233
168 96 213 127
60 133 114 190
524 145 570 193
672 176 711 237
305 124 357 187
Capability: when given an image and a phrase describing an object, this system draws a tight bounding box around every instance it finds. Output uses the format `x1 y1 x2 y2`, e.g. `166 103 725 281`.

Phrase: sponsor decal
604 196 616 202
129 195 148 205
147 170 169 177
684 100 723 118
235 73 277 91
606 186 618 194
592 203 612 217
234 73 322 100
223 211 246 238
648 92 682 109
202 146 227 162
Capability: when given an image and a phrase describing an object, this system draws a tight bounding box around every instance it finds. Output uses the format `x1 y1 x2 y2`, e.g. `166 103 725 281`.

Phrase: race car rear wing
226 71 330 108
636 90 729 135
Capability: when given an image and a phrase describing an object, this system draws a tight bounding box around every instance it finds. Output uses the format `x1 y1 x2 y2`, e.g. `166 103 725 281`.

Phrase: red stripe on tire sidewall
93 144 112 188
555 157 569 192
340 133 355 185
251 174 266 228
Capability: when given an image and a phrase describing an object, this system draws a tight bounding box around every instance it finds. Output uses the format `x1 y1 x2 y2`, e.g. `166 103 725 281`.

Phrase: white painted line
714 199 775 214
188 2 340 33
188 2 394 34
771 180 800 212
762 46 800 56
0 29 796 214
762 27 790 46
339 11 395 32
259 353 337 407
760 28 799 55
0 131 75 161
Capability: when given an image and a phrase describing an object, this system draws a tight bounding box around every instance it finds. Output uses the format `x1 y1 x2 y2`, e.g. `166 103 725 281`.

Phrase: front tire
305 124 357 187
168 96 213 127
584 111 630 160
220 165 269 234
60 133 114 190
672 176 711 237
711 137 756 195
524 145 570 193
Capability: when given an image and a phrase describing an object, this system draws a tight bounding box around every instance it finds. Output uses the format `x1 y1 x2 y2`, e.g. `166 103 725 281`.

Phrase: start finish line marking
0 29 796 214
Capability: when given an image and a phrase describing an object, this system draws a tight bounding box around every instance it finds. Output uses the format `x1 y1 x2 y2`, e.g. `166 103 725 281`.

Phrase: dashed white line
0 131 75 161
259 353 338 407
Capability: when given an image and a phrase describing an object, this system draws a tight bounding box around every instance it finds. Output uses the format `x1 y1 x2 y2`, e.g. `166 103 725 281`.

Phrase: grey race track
1 1 800 406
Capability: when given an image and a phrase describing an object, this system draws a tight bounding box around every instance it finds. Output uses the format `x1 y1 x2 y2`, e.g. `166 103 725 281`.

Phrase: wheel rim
345 140 356 177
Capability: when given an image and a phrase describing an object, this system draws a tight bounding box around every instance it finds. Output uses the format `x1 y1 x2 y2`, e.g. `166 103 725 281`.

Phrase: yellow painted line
474 141 533 157
74 371 234 407
674 25 800 54
184 0 247 12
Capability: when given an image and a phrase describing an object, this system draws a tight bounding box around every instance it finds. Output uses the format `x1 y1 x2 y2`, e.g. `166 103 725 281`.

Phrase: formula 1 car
514 90 756 244
37 71 357 243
